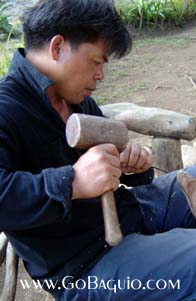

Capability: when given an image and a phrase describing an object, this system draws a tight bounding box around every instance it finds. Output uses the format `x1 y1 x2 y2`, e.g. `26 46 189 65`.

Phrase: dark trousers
56 166 196 301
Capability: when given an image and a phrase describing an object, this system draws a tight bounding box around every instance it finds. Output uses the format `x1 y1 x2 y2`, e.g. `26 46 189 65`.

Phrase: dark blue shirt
0 48 111 283
0 48 153 287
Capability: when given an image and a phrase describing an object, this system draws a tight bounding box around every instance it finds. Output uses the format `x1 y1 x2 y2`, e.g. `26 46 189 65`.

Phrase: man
1 0 196 300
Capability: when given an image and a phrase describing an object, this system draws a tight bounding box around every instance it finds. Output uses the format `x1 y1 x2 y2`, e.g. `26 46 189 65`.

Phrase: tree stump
152 138 183 177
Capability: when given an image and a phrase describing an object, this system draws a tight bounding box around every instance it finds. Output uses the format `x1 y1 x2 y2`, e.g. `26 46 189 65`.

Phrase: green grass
116 0 196 29
0 43 11 78
135 37 188 48
0 28 23 79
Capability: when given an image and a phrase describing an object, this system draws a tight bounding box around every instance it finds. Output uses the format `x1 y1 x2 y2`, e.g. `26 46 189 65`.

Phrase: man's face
52 39 108 104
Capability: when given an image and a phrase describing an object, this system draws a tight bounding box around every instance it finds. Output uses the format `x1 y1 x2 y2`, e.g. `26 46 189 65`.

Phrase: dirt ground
95 21 196 115
1 22 196 301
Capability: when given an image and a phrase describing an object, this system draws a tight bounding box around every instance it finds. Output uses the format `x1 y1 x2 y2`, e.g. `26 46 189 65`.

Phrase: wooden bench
101 102 196 176
1 102 196 300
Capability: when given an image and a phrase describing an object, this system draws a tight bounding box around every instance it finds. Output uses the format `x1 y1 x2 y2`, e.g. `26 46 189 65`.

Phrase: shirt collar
8 48 84 114
8 48 55 95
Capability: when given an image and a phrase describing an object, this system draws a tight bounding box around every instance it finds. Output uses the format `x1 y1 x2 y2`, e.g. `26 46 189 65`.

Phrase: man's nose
94 66 104 81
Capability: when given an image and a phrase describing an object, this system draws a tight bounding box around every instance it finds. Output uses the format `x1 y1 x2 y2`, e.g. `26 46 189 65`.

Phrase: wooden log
101 102 196 140
0 243 19 301
152 138 183 177
0 233 8 266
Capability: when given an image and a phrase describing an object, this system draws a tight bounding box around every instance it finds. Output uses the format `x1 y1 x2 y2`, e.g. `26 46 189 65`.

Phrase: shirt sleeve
0 114 74 231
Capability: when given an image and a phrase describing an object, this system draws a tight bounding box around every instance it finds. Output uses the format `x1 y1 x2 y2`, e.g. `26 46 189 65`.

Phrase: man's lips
86 88 96 92
84 88 96 96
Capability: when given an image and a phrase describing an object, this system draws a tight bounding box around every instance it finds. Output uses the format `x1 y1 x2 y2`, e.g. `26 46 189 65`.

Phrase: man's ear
49 35 67 61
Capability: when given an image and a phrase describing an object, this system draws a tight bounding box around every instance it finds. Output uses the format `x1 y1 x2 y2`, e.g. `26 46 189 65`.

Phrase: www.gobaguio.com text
19 276 181 293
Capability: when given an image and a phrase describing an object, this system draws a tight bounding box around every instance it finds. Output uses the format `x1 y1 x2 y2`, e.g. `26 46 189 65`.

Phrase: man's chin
66 97 86 106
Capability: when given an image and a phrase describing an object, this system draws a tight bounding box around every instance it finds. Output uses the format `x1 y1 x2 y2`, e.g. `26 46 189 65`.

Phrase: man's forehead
77 40 109 60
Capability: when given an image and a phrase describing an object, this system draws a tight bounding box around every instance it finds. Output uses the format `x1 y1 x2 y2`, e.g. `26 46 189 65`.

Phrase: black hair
21 0 132 58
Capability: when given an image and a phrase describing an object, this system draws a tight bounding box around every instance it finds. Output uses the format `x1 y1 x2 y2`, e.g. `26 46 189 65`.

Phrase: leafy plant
116 0 196 29
0 27 23 78
0 1 13 34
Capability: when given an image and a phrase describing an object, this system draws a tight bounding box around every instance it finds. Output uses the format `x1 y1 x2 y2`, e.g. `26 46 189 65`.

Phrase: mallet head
66 113 128 151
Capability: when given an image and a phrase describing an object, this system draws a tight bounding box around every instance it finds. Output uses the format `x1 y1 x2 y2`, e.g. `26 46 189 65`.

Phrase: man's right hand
71 144 122 200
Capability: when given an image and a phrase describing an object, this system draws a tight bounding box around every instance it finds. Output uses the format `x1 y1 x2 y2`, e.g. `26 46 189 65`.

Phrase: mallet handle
101 191 122 246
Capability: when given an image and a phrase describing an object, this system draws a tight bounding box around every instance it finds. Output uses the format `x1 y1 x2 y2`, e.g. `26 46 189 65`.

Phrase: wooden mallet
66 113 129 246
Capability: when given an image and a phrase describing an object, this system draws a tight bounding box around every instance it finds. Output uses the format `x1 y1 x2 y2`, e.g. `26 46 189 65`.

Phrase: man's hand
120 143 152 174
72 144 122 200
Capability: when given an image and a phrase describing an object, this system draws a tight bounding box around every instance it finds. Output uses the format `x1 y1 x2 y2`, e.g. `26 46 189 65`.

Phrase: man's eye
93 60 101 65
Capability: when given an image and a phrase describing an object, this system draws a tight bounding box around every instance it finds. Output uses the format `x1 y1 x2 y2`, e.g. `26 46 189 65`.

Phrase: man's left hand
120 143 152 174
